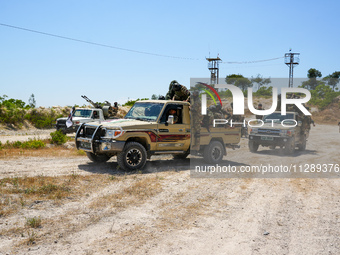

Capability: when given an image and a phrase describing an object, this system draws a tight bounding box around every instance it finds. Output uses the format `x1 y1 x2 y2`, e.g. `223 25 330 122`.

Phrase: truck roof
273 111 297 114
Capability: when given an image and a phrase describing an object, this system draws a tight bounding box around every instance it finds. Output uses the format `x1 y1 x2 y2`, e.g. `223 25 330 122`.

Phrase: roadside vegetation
0 94 70 129
0 131 85 158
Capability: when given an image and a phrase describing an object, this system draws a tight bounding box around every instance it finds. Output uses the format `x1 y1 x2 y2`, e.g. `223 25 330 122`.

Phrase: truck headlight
280 130 293 136
104 128 125 139
250 128 258 134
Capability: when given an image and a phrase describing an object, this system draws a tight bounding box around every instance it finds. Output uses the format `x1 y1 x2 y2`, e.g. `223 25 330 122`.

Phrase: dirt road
1 124 340 254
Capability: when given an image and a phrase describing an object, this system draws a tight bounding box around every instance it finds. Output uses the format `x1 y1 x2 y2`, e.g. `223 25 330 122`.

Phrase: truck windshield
73 109 93 118
125 102 164 121
263 113 295 124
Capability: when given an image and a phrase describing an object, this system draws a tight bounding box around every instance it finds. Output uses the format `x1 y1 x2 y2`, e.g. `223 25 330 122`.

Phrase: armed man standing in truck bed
165 80 190 102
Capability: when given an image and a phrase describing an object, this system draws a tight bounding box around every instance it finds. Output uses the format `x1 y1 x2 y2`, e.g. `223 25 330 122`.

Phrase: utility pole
285 49 300 87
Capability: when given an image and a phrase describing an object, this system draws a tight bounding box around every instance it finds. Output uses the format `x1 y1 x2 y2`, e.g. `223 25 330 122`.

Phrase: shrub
123 98 149 107
254 86 273 97
309 84 340 109
1 139 45 149
21 139 45 149
50 130 67 145
25 109 62 129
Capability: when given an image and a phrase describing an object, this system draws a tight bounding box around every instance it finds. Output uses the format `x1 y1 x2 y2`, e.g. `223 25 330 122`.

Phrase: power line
0 22 284 64
222 56 284 64
0 23 200 60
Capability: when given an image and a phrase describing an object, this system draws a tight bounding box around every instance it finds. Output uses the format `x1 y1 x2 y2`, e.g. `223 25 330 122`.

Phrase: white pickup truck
56 108 106 134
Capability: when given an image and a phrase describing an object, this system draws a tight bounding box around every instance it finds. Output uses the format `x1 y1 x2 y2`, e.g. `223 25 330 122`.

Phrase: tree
309 83 340 109
302 68 323 90
323 71 340 91
250 74 271 90
28 94 36 108
307 68 322 79
151 94 158 100
226 74 252 91
254 86 273 97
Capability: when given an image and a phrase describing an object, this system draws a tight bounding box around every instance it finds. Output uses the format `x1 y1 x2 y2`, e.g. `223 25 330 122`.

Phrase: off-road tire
86 152 111 163
248 141 259 152
297 135 306 151
203 141 224 164
284 139 295 154
117 142 147 171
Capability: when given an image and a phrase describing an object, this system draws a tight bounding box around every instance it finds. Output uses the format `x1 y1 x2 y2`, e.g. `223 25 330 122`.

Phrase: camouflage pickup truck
75 100 241 171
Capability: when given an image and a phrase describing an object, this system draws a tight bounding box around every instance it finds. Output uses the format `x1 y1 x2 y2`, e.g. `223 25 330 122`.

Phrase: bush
0 107 25 126
309 84 340 109
21 140 45 149
123 98 149 107
254 86 273 97
50 130 67 145
1 139 45 149
25 109 63 129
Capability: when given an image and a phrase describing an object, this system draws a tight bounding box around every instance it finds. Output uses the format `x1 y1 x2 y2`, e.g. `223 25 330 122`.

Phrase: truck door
156 104 190 152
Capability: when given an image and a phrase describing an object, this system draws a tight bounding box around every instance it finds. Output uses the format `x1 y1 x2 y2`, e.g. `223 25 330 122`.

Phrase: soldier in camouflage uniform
190 91 201 151
255 103 264 120
112 102 118 115
165 80 190 102
165 80 178 100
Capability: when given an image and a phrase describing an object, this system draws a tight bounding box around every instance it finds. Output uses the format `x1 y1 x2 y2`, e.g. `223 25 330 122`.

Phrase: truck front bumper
55 124 78 134
76 137 125 153
249 135 292 146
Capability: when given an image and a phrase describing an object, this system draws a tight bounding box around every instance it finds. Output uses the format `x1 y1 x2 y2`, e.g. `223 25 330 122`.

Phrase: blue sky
1 0 339 107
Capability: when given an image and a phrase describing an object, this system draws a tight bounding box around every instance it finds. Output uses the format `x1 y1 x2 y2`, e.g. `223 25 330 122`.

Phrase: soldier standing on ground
191 91 201 151
255 103 264 120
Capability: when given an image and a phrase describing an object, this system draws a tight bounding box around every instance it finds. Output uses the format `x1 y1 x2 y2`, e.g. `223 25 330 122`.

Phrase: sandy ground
0 129 55 144
1 124 340 254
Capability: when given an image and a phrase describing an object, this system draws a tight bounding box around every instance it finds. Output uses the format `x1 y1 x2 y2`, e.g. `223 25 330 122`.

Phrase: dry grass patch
90 176 162 210
0 147 86 158
0 174 114 218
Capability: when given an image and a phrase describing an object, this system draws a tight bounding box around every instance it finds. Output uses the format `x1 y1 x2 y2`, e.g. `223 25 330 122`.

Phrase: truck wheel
284 139 295 154
297 135 306 151
203 141 224 164
117 142 147 171
86 152 111 162
248 141 259 152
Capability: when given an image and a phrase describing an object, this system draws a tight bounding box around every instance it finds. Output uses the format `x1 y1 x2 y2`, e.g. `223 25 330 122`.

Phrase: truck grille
83 126 106 138
57 120 66 125
258 129 280 136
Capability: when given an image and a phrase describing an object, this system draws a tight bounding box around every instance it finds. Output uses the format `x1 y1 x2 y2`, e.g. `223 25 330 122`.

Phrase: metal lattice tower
285 50 300 87
206 56 222 85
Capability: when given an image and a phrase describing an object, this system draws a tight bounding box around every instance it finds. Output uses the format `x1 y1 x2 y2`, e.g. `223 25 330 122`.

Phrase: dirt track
1 124 340 254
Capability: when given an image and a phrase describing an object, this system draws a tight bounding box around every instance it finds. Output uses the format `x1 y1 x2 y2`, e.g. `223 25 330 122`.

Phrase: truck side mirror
297 121 302 127
167 115 174 125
